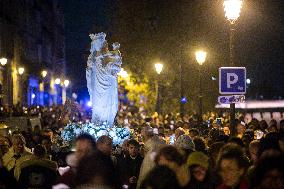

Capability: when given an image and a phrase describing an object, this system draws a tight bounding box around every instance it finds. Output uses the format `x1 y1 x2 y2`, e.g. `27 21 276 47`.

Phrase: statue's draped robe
86 52 121 126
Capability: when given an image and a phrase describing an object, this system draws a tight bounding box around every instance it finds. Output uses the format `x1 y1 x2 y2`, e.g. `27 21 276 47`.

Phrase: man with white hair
136 126 165 189
2 134 32 176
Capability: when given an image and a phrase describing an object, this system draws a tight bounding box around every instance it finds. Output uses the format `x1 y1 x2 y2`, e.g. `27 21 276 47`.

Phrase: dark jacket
217 180 250 189
0 167 19 188
118 154 143 189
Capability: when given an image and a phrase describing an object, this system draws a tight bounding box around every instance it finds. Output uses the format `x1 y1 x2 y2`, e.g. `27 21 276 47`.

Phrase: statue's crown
89 32 106 41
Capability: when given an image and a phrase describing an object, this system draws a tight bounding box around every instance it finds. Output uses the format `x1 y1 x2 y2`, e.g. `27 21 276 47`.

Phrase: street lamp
224 0 243 24
154 63 163 114
17 67 25 105
41 70 47 78
246 78 251 84
154 63 163 74
18 67 25 75
223 0 243 135
64 79 70 87
195 50 207 121
0 58 7 66
195 51 207 66
62 79 70 104
55 78 61 85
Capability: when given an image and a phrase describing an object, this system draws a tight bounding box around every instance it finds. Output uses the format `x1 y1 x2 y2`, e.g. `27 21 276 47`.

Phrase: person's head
175 127 185 139
188 128 200 138
268 124 278 133
259 120 268 131
258 132 281 159
141 126 154 142
236 123 246 137
182 122 190 129
75 152 119 189
127 139 139 158
228 136 245 147
121 139 129 153
41 138 52 152
187 152 209 182
252 154 284 189
175 134 195 160
155 145 183 170
12 134 26 155
75 133 96 160
140 165 181 189
223 126 230 136
217 144 249 187
0 139 10 156
97 135 113 156
158 126 165 135
193 137 206 153
33 144 47 159
269 119 277 128
32 134 41 143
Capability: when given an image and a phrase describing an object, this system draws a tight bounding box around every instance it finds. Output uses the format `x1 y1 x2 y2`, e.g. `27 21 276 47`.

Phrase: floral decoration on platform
61 122 131 145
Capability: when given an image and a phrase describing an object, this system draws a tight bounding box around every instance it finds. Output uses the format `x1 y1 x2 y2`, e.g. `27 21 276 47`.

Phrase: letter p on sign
227 73 239 88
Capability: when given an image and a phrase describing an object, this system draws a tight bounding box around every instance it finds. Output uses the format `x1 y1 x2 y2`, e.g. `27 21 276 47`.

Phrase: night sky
59 0 284 105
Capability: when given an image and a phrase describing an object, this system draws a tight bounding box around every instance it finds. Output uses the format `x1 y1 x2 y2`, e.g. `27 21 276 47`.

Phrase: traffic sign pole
219 67 246 136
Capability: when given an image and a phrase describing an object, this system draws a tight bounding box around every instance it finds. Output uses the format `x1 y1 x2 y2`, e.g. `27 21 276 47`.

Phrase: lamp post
18 67 25 105
54 78 61 104
154 63 163 114
0 57 8 106
40 70 48 106
224 0 243 135
195 50 207 122
180 62 185 117
62 79 70 104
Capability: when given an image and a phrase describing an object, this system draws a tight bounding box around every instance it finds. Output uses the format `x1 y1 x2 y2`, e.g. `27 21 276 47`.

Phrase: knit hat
175 134 195 151
187 151 209 169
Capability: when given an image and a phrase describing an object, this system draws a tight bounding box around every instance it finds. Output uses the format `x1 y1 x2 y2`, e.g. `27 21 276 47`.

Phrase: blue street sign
219 67 246 94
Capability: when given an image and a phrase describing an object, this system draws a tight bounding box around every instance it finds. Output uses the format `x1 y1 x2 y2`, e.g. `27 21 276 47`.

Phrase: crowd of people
0 102 283 189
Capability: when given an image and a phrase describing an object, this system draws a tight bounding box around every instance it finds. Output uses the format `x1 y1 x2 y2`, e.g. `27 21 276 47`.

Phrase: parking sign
219 67 246 94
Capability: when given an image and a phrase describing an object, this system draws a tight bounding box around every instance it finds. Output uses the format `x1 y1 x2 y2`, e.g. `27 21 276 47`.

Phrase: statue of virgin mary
86 32 122 127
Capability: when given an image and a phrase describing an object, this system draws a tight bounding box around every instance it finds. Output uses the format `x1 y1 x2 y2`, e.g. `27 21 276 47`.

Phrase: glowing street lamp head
223 0 243 24
55 78 61 85
18 67 25 75
195 50 207 65
246 78 251 84
41 70 47 78
87 101 92 107
0 58 7 66
154 63 163 74
64 79 70 87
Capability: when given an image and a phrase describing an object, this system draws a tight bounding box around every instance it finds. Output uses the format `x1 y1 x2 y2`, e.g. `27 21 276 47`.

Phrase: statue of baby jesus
88 33 121 74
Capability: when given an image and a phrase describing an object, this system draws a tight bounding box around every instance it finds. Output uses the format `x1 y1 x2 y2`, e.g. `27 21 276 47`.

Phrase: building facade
0 0 67 107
